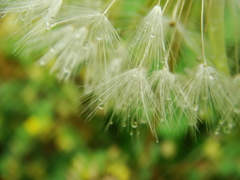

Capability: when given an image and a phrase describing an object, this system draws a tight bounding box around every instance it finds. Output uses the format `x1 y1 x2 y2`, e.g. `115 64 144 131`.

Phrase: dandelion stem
172 0 181 20
207 0 229 73
201 0 207 66
102 0 117 15
163 0 170 13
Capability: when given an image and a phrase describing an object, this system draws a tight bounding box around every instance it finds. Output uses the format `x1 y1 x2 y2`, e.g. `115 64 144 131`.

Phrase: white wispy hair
129 5 166 70
37 25 92 82
80 68 160 139
149 69 198 133
185 64 235 130
0 0 63 54
51 3 126 84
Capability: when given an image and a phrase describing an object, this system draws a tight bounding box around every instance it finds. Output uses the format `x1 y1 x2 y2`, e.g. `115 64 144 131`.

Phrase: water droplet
64 68 70 74
45 17 54 30
98 98 102 102
21 16 25 21
96 31 103 40
83 41 90 49
151 34 155 38
39 60 45 66
209 75 214 80
133 70 138 77
166 94 171 101
50 48 55 53
98 103 104 110
234 107 240 114
156 139 159 143
122 123 126 127
203 95 208 101
130 131 133 136
219 119 224 125
215 131 219 135
109 120 113 125
193 103 199 111
132 121 137 128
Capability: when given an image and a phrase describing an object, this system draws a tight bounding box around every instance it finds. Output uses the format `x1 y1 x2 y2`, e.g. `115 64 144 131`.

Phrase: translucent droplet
122 123 126 127
98 103 104 110
132 121 137 128
209 75 214 80
39 60 45 66
234 107 240 114
109 120 113 125
83 41 90 49
45 17 54 30
96 31 103 40
75 32 80 38
215 131 219 135
50 48 55 53
98 98 102 102
151 34 156 38
156 139 159 143
166 95 171 101
219 119 224 125
193 103 199 111
130 131 133 136
64 68 70 74
203 95 208 101
133 70 138 78
21 16 25 21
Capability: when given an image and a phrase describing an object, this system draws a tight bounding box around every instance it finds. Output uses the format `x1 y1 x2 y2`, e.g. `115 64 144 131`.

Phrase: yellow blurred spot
204 138 222 160
24 116 51 136
160 140 177 158
107 161 130 180
56 130 75 152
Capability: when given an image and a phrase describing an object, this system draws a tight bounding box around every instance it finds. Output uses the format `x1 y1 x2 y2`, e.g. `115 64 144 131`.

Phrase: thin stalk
201 0 207 66
163 0 171 13
207 0 229 73
102 0 117 15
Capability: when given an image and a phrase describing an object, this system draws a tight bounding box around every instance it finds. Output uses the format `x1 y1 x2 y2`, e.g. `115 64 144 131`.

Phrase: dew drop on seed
133 70 138 77
83 41 90 49
151 34 155 38
50 48 55 53
202 95 208 101
96 31 103 40
156 139 159 143
98 103 104 110
193 103 199 111
64 69 70 74
132 121 137 128
234 107 240 114
39 60 45 66
219 119 224 125
209 75 214 80
166 95 171 101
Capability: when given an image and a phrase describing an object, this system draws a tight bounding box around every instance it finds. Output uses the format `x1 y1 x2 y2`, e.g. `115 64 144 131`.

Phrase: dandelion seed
80 68 160 139
1 0 63 54
185 65 235 129
149 69 198 132
52 0 126 84
37 25 91 82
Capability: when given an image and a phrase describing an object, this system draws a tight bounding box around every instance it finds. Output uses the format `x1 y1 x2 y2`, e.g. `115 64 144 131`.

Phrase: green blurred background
1 1 240 179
